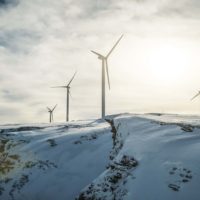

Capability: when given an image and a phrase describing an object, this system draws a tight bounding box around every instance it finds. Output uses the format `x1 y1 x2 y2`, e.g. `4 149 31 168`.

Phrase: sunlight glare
145 44 189 85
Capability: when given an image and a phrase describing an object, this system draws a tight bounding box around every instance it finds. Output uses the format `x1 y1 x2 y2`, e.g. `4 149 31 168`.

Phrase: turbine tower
51 72 77 122
91 35 123 118
47 104 57 123
191 91 200 101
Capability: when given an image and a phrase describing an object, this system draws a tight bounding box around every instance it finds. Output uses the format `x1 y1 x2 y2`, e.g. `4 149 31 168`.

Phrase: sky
1 0 200 123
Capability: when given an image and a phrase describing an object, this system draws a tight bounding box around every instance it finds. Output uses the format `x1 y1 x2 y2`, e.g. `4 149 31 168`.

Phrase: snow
1 113 200 200
0 120 112 200
113 115 200 200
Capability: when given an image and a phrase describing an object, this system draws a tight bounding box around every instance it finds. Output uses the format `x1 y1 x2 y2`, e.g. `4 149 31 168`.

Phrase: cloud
0 0 18 8
154 0 200 19
1 89 30 102
0 106 20 116
0 29 42 54
0 0 200 123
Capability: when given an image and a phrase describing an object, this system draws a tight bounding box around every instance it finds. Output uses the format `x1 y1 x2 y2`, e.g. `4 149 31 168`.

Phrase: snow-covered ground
0 114 200 200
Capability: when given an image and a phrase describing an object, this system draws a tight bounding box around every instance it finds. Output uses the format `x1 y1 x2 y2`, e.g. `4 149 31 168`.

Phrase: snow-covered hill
0 114 200 200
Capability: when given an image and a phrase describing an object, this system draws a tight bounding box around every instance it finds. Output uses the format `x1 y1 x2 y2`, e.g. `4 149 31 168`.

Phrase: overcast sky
1 0 200 123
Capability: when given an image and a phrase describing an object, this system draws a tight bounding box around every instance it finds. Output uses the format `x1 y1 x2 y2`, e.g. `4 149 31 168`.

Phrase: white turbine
191 91 200 101
47 104 57 123
91 35 123 118
51 72 77 122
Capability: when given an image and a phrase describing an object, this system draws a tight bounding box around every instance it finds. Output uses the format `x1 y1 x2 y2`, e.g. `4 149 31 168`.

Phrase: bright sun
145 44 188 85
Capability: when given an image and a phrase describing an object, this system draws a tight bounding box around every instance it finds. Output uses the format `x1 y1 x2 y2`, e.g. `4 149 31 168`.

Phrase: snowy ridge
0 120 112 200
76 118 138 200
1 114 200 200
76 114 200 200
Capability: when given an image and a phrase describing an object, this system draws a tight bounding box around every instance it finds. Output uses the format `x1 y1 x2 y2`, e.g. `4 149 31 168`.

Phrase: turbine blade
106 34 123 58
67 71 77 87
91 50 104 57
51 86 67 88
105 59 110 90
52 104 57 111
191 92 200 101
47 107 51 111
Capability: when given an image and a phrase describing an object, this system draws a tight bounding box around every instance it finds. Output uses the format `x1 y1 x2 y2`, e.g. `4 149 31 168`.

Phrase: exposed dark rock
180 125 194 132
120 155 138 169
168 166 193 192
74 140 82 144
76 155 138 200
9 174 29 199
185 175 192 179
0 126 45 134
0 185 4 195
46 139 57 147
24 160 57 170
168 184 180 191
105 119 119 147
74 132 101 145
151 120 199 133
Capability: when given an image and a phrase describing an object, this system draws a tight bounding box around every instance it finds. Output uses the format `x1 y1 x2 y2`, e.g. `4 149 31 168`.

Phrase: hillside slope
1 114 200 200
0 120 112 200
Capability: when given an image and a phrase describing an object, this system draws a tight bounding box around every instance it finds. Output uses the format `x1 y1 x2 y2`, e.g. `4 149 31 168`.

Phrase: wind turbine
91 35 123 118
191 91 200 101
51 72 77 122
47 104 57 123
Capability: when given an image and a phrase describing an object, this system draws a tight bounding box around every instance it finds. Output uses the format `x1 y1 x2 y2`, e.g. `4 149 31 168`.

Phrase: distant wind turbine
51 72 77 122
191 91 200 101
91 35 123 118
47 104 57 123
